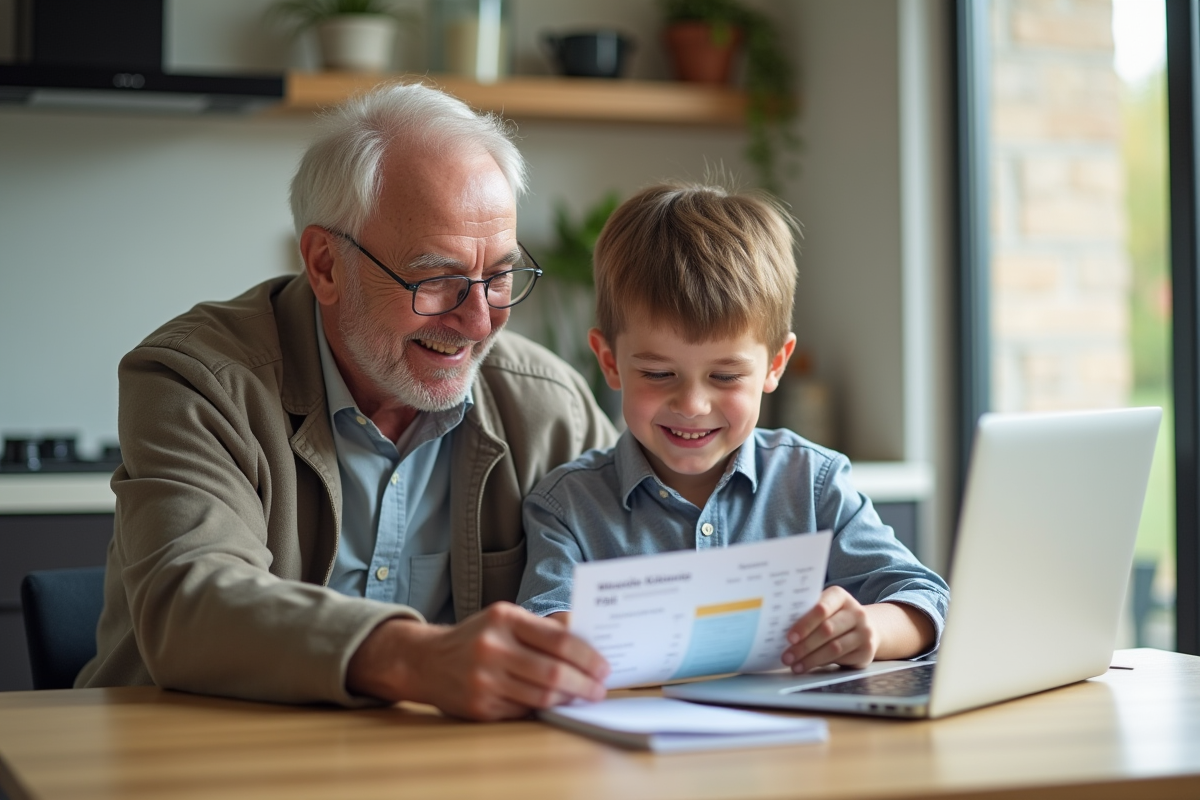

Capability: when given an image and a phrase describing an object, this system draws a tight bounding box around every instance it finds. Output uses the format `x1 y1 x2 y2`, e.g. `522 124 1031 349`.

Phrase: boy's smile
590 319 795 507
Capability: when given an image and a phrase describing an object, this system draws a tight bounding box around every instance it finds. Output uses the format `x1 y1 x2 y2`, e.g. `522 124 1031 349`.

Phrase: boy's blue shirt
516 428 950 654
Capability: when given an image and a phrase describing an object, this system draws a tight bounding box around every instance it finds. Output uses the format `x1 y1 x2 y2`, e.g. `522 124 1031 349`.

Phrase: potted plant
541 192 619 287
539 191 621 418
269 0 414 72
660 0 798 194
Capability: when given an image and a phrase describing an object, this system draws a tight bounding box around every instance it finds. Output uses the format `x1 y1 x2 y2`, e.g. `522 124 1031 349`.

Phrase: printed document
569 533 833 689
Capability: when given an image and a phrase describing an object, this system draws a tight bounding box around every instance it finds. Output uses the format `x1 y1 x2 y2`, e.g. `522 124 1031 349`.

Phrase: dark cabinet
0 514 112 692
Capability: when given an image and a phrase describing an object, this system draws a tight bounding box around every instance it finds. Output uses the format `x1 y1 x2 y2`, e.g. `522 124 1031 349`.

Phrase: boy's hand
782 589 937 673
782 586 879 672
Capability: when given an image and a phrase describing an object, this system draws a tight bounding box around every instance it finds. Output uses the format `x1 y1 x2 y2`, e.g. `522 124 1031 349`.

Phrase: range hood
0 0 284 113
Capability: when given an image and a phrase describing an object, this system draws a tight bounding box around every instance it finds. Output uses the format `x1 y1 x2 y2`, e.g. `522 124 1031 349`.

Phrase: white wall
0 109 755 455
0 1 758 457
787 0 905 462
897 0 955 572
0 113 313 456
788 0 955 567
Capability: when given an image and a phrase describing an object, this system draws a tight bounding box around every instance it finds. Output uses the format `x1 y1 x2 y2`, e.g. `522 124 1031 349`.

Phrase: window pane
988 0 1174 649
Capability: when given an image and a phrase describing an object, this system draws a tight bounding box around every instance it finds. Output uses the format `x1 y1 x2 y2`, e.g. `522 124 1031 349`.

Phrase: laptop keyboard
798 663 936 697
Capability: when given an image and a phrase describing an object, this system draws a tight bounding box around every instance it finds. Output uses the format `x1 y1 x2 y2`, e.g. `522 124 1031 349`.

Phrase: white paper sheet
569 533 833 689
546 697 817 734
539 697 828 753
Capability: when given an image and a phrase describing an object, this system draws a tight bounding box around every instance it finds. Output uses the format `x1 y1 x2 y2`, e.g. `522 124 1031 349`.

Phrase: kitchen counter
2 461 934 515
849 461 934 502
0 472 116 514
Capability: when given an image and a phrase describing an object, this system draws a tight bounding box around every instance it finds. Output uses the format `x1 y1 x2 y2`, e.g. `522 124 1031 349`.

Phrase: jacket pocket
480 538 527 607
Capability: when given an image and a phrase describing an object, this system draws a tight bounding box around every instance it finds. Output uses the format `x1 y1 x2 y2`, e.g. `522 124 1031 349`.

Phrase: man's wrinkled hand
348 602 609 720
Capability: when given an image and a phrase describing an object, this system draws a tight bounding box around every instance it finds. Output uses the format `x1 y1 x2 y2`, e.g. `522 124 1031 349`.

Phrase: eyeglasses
337 233 543 317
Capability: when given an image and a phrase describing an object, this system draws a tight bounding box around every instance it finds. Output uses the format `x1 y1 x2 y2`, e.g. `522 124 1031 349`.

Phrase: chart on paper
674 598 763 679
570 533 833 689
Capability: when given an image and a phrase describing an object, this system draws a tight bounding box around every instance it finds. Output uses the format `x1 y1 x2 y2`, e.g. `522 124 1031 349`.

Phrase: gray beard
337 275 499 412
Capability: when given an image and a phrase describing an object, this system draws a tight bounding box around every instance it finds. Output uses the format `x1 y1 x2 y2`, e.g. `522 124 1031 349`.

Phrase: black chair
20 566 106 690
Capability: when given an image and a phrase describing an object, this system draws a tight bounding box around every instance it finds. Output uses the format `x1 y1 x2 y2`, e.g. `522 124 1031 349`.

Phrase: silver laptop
665 407 1161 719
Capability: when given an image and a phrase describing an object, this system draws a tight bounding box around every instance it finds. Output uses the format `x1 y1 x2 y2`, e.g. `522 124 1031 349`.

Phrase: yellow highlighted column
695 598 763 617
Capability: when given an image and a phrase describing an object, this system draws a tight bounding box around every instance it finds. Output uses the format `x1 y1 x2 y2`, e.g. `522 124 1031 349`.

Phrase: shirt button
390 473 399 485
375 566 390 581
701 523 714 537
659 489 669 499
355 415 367 425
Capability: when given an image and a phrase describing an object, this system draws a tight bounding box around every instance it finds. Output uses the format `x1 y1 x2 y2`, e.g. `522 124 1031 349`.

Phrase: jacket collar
272 275 342 572
273 275 327 417
442 353 503 620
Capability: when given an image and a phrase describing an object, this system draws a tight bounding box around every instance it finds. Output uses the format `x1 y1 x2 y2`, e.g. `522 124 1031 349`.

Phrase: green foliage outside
1132 388 1173 562
1124 72 1171 394
1122 70 1175 567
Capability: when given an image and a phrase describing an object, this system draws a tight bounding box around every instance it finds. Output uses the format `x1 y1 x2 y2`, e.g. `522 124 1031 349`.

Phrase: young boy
516 182 948 674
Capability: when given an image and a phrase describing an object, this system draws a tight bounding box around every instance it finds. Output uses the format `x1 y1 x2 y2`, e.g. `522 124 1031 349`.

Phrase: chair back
20 566 106 690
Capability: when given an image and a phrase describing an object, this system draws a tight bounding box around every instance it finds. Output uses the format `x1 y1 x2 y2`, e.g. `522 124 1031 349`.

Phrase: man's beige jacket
76 275 616 705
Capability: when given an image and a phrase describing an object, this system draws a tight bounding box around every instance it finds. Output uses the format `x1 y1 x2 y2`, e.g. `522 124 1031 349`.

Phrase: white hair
289 83 528 240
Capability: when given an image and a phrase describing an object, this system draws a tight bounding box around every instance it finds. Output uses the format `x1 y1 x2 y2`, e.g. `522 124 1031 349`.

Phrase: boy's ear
763 333 797 393
588 328 622 390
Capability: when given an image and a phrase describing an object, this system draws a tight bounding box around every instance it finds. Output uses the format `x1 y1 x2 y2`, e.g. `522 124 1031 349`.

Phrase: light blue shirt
316 305 469 623
516 428 949 651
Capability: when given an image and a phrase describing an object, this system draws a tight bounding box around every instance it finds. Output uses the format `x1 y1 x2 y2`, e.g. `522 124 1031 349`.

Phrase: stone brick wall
990 0 1130 412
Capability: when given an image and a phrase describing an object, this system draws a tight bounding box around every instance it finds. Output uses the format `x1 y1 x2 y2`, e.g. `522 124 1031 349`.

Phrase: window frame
1166 0 1200 655
953 0 1199 654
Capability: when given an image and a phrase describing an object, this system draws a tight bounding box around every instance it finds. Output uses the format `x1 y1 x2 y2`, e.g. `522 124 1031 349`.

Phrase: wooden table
0 648 1197 800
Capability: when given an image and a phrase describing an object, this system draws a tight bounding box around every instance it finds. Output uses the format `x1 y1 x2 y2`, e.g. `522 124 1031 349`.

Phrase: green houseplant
660 0 798 194
269 0 415 72
539 192 621 417
541 191 621 288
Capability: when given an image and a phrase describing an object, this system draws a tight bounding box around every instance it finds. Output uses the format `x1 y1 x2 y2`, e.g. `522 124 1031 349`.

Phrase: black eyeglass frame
336 232 543 317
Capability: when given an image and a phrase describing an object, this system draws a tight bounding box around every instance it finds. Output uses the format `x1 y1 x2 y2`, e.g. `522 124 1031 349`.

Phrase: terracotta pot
661 21 744 84
316 15 398 72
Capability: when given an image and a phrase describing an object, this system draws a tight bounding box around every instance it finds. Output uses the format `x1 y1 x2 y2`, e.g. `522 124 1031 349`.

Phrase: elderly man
76 84 616 719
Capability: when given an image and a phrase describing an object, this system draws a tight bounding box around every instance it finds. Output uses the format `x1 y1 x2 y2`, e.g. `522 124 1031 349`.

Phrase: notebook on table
538 697 827 753
665 407 1161 719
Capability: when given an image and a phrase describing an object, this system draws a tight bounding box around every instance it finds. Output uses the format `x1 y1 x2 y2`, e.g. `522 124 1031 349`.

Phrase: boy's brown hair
592 181 799 352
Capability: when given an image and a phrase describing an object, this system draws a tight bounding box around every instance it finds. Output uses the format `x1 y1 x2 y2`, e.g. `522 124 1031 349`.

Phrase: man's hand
781 587 935 673
347 602 609 720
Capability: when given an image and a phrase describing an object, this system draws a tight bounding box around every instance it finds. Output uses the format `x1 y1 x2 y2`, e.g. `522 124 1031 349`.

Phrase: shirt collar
729 429 759 491
615 430 660 509
315 304 359 421
313 302 472 440
615 427 760 509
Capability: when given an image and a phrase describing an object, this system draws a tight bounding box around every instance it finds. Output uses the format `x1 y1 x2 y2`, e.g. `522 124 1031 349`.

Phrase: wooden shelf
283 71 746 126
